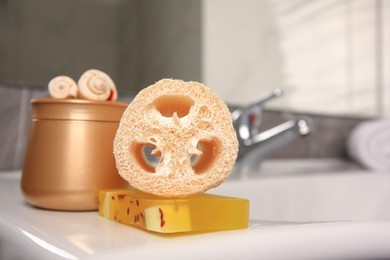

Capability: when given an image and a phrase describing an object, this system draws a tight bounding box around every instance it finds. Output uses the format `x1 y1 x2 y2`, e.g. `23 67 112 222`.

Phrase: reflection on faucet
230 89 312 179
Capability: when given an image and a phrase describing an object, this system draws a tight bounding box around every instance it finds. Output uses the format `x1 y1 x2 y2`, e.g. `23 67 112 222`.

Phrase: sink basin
215 170 390 222
1 167 390 259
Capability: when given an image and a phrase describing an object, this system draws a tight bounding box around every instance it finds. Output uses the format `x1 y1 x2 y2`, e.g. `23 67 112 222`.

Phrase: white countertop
1 170 390 259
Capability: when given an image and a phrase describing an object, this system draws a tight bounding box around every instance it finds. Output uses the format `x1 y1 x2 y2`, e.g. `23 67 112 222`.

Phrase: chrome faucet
229 89 312 179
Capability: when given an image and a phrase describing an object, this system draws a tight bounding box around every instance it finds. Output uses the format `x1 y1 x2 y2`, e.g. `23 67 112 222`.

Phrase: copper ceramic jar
21 99 129 211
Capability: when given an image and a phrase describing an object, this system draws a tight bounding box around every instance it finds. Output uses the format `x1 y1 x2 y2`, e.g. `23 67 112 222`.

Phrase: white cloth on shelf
347 119 390 172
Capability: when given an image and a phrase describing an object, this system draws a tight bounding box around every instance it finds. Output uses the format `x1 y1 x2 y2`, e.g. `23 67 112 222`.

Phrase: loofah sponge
114 79 238 198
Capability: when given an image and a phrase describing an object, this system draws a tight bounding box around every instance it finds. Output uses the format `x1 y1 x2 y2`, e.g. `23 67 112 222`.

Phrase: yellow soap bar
98 189 249 233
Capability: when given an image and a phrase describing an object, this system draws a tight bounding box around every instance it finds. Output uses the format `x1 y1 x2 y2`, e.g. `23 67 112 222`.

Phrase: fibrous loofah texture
114 79 239 198
48 76 78 99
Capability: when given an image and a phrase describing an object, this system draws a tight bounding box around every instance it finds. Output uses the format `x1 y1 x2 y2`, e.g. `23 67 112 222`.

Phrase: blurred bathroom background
0 0 389 170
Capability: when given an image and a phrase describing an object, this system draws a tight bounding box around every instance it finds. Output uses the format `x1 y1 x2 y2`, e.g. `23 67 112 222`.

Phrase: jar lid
31 98 128 122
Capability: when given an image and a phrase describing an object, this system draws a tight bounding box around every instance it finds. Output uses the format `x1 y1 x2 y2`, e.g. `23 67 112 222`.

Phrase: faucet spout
232 118 311 179
237 118 311 161
231 88 283 122
228 88 312 179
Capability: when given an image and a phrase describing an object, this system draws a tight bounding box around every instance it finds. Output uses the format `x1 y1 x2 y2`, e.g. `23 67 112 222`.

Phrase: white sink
217 170 390 222
1 166 390 259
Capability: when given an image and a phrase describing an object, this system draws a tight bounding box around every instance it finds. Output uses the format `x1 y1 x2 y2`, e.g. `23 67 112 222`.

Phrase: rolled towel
78 69 117 101
347 119 390 172
48 76 78 99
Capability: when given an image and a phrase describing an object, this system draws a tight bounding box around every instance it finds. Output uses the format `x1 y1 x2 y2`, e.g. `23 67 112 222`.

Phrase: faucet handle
231 88 283 122
248 88 283 108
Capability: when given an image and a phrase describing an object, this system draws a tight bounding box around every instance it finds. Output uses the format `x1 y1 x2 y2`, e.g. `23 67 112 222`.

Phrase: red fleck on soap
98 189 249 234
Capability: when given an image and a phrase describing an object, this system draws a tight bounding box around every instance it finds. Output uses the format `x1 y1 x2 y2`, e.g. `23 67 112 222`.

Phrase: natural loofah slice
114 79 239 198
78 69 117 101
48 76 78 99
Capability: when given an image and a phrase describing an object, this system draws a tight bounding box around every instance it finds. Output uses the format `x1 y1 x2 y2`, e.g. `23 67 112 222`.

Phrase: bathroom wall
0 85 48 170
0 0 128 88
2 0 386 115
1 0 387 115
202 0 387 118
384 1 390 117
0 0 387 170
0 0 201 94
133 0 202 89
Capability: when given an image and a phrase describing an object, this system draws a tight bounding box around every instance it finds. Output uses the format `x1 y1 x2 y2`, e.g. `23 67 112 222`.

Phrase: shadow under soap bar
98 189 249 233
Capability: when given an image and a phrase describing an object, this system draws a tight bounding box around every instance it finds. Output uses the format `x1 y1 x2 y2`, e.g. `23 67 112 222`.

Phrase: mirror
0 0 385 117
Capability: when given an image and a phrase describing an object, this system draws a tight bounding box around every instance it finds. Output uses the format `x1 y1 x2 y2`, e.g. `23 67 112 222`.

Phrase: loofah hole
191 138 220 174
197 120 214 130
198 105 212 118
131 142 161 173
153 95 195 118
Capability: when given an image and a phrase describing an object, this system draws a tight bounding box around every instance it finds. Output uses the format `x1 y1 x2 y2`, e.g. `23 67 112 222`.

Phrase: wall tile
0 85 48 171
0 86 21 170
14 88 48 169
261 110 368 159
